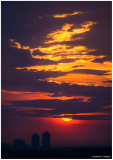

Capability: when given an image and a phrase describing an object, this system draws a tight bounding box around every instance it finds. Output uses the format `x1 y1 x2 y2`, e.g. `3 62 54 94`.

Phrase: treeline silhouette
1 131 112 159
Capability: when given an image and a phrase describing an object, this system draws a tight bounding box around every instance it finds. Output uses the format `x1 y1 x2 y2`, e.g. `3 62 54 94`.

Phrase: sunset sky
1 1 112 147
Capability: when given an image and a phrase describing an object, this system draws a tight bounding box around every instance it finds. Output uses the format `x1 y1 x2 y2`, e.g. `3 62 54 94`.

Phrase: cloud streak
44 22 97 44
5 6 112 120
43 72 111 87
9 32 112 87
2 89 93 105
53 11 83 18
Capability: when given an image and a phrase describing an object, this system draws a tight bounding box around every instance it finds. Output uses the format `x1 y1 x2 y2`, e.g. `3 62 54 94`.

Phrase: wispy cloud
7 106 55 111
54 112 111 117
53 11 83 18
9 20 111 88
44 21 97 44
43 72 111 87
2 89 93 104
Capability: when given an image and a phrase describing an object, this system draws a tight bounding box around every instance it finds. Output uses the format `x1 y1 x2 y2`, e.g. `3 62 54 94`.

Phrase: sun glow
62 118 72 122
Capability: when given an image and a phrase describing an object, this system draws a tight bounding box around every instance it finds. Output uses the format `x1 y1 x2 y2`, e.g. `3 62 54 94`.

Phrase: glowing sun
62 118 72 122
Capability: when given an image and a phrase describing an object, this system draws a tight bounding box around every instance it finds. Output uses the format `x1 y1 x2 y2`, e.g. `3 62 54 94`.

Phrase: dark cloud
2 1 111 56
1 2 112 147
70 69 108 75
2 92 111 120
92 57 111 63
2 2 112 118
58 59 77 63
73 115 111 120
2 39 58 67
8 96 111 111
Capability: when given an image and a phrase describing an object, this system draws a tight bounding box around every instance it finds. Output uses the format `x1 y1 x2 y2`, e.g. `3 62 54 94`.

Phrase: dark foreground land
1 146 112 159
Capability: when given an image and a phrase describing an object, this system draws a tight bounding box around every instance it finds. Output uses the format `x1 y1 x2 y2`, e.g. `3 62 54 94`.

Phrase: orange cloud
101 105 112 108
7 107 55 111
9 39 30 50
16 59 112 87
53 11 83 18
1 90 92 105
9 39 106 63
9 20 111 88
44 73 111 87
38 44 96 55
16 55 109 72
44 21 97 44
54 112 111 117
16 57 112 87
75 112 111 116
1 90 53 105
9 21 98 62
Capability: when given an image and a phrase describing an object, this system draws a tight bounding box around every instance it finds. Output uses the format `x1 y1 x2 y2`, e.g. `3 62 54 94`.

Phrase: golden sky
9 21 112 88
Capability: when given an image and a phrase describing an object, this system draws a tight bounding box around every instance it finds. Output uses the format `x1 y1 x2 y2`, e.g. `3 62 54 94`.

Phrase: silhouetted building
1 143 12 149
42 131 50 148
32 132 39 149
13 138 26 149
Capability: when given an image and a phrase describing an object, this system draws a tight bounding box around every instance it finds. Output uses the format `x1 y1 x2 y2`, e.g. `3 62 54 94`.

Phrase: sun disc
62 118 72 122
